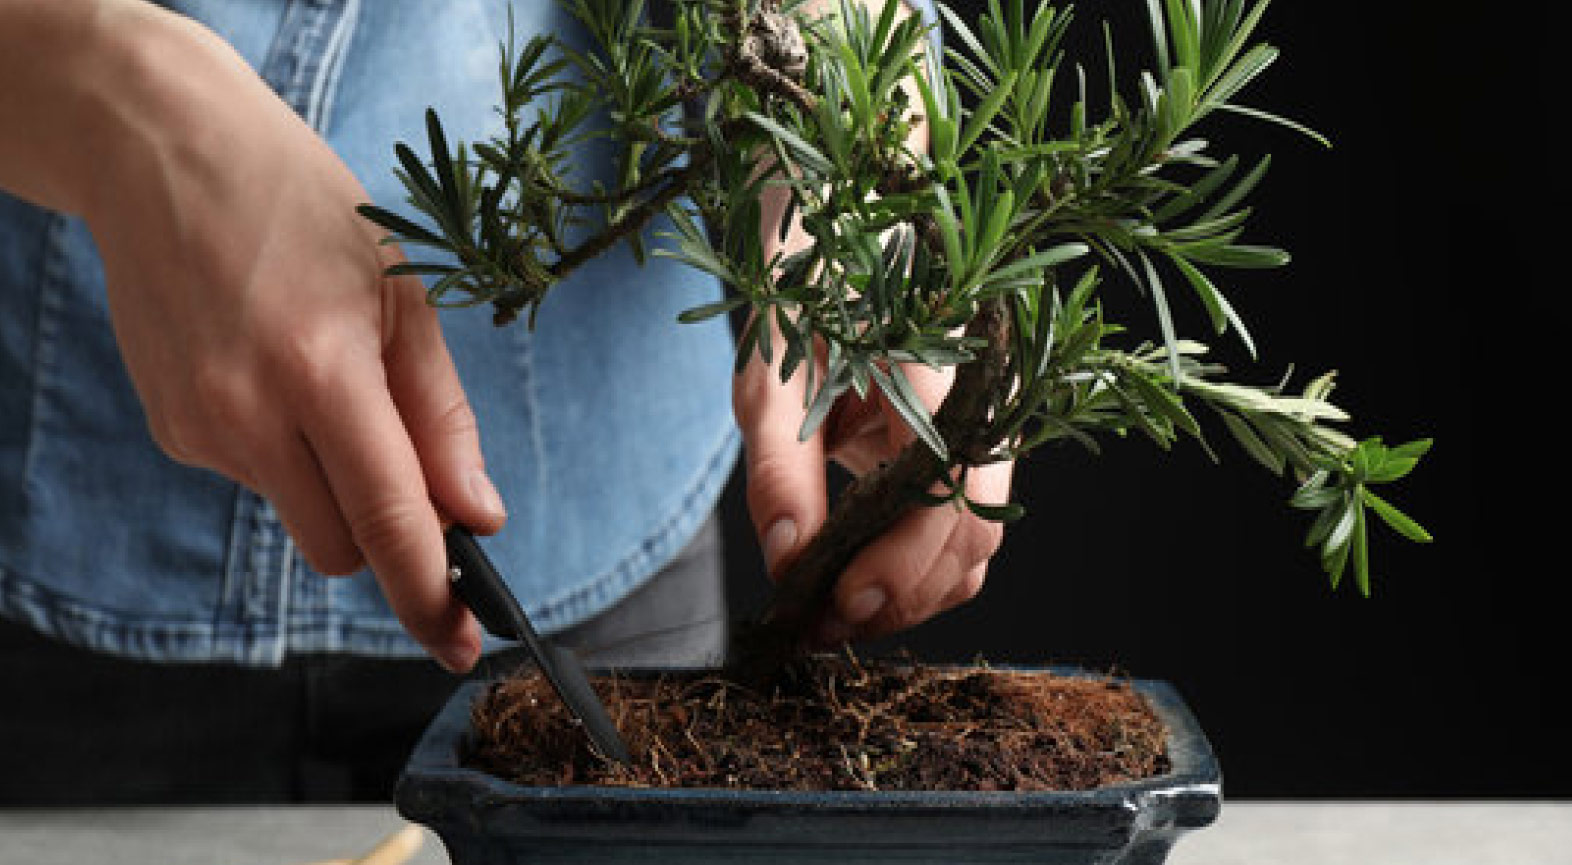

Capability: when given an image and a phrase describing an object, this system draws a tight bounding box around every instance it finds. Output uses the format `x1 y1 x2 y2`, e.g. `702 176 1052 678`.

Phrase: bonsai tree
359 0 1432 670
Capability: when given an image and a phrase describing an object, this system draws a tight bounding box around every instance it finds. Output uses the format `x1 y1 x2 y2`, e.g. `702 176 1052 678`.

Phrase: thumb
382 271 507 536
733 344 828 579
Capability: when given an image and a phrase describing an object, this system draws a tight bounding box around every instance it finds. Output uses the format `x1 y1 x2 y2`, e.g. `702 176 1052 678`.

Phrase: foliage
359 0 1430 598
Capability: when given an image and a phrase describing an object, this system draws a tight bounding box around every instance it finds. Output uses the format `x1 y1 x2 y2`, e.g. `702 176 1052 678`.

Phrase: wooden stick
352 825 425 865
295 823 425 865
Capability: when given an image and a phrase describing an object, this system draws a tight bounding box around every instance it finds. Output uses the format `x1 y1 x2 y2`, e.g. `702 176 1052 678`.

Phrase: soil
463 653 1170 792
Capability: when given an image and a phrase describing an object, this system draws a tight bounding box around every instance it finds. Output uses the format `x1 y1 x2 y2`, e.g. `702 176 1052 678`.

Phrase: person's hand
735 333 1012 645
77 4 502 671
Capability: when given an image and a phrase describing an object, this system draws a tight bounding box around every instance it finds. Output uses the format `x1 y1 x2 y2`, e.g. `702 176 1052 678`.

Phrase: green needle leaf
1351 501 1371 596
958 71 1018 155
677 295 747 324
745 112 834 176
966 498 1027 522
1168 252 1257 358
1361 488 1434 543
871 364 949 461
425 108 463 224
356 204 449 249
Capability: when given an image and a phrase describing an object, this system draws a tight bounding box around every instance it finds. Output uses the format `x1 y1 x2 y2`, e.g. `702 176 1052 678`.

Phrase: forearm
0 0 237 221
0 0 120 213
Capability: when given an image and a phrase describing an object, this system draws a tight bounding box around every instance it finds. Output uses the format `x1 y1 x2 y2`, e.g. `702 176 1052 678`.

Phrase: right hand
79 3 503 672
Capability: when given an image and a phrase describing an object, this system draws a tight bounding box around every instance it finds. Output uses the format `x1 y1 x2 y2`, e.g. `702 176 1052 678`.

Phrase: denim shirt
0 0 743 664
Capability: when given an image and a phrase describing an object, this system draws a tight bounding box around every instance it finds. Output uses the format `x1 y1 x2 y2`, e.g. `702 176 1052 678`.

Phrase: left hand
734 335 1013 646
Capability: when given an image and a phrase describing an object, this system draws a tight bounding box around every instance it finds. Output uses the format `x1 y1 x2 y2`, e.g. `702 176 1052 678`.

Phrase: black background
722 2 1562 798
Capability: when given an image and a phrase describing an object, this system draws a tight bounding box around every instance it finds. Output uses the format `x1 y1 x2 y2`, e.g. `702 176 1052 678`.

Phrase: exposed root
464 653 1170 792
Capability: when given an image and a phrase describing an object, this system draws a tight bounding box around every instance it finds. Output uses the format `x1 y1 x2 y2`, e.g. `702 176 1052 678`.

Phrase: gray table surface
0 801 1567 864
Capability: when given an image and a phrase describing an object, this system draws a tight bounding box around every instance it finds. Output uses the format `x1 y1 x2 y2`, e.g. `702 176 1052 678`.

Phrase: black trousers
0 519 724 805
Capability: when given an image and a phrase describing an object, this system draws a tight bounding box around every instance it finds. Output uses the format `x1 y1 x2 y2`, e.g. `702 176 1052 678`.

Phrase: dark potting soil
463 654 1170 791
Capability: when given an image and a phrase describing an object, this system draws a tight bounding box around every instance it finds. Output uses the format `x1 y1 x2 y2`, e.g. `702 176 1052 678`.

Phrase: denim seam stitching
305 0 359 132
274 527 296 664
259 0 341 118
19 214 70 498
503 321 554 546
0 565 283 662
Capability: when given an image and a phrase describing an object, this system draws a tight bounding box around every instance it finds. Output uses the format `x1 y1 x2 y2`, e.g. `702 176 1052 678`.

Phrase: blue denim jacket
0 0 744 664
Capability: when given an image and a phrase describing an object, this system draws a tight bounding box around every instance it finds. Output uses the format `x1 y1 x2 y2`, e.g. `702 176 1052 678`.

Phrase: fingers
148 367 366 578
297 358 482 674
380 267 506 536
140 320 482 672
733 330 828 578
741 337 1012 642
820 458 1012 644
822 391 889 477
254 427 363 577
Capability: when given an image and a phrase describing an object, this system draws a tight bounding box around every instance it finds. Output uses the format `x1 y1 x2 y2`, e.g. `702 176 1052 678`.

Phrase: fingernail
470 470 507 522
763 518 797 572
844 586 887 624
433 642 478 675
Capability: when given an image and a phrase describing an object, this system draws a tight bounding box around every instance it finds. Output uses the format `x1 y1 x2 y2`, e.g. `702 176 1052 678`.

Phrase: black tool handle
444 525 543 647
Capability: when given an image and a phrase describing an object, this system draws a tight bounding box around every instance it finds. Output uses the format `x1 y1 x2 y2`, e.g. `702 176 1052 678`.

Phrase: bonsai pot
395 667 1221 864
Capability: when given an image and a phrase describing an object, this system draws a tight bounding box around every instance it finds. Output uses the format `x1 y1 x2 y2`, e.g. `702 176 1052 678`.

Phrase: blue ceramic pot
396 669 1220 864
